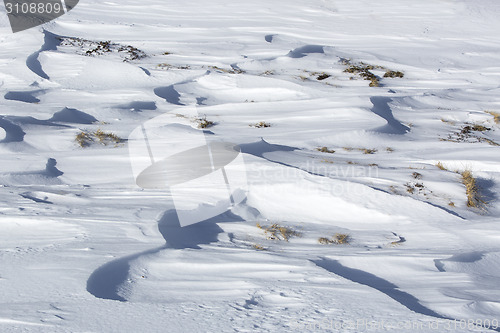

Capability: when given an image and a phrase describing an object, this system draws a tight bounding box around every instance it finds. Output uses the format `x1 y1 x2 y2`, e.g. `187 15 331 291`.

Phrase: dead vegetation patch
208 65 245 74
461 169 486 209
341 59 404 87
196 116 215 129
316 147 335 154
157 63 191 70
316 73 331 81
76 129 123 147
436 162 448 171
441 123 498 146
59 37 146 62
383 70 404 78
251 121 272 128
486 111 500 124
318 233 350 245
257 223 301 242
343 147 378 154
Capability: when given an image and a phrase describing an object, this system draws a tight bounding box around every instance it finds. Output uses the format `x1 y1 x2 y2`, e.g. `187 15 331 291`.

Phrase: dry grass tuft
412 172 423 180
486 111 500 124
196 116 215 129
343 63 381 87
461 169 485 208
318 237 333 245
316 73 331 81
252 244 267 251
342 61 404 87
60 37 146 62
462 124 490 133
405 182 426 195
76 129 122 148
94 129 122 145
436 162 448 171
157 63 191 70
75 131 93 147
208 65 244 74
442 123 498 146
363 148 378 154
384 70 404 78
441 118 456 125
257 223 301 242
318 233 351 245
251 121 271 128
343 147 377 154
333 233 350 244
316 147 335 154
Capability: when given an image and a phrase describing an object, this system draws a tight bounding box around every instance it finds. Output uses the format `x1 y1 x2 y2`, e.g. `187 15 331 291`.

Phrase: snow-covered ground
1 0 500 331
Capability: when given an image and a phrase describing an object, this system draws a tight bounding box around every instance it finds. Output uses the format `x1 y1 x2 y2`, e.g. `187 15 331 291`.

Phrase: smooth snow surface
1 0 500 332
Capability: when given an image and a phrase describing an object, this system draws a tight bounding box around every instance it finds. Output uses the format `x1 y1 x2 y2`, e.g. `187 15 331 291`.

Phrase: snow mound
49 107 98 124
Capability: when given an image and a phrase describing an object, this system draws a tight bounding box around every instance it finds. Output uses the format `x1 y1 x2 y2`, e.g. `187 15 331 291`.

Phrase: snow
1 0 500 331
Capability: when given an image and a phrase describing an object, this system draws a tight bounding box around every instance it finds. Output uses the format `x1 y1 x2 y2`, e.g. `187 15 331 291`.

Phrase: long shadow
116 101 157 112
239 139 336 178
86 247 164 302
370 96 410 134
86 209 240 301
313 258 449 319
5 115 69 128
422 201 465 219
4 90 43 103
26 30 62 80
367 185 465 219
476 177 497 205
240 138 369 181
19 193 53 204
154 85 184 105
157 209 243 249
313 259 500 332
287 45 325 58
239 138 297 158
0 116 26 143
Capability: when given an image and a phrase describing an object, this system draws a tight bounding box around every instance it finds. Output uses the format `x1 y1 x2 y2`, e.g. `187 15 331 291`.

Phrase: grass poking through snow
196 116 215 129
383 70 404 78
76 129 123 148
441 123 499 146
252 244 267 251
341 60 404 87
436 162 448 171
251 121 272 128
461 169 485 209
486 111 500 124
316 147 335 154
257 223 301 242
318 233 351 245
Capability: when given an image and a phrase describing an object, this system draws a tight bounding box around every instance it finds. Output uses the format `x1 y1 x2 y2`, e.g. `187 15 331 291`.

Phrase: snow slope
1 0 500 331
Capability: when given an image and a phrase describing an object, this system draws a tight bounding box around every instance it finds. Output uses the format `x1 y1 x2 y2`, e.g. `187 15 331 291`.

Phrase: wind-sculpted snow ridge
25 30 61 80
0 0 500 331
